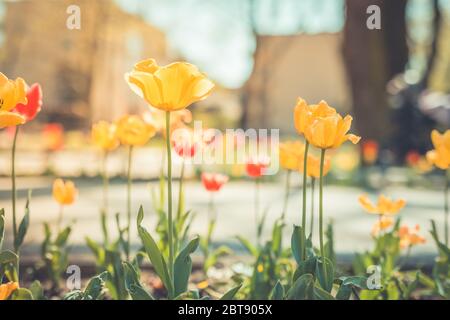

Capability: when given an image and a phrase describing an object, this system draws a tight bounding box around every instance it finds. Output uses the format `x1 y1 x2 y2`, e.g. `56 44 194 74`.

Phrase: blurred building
0 0 168 128
242 33 350 132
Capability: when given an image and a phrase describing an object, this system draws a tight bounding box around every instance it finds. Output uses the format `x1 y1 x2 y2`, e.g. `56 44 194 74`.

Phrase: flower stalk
11 126 19 252
301 141 310 256
126 145 133 261
166 111 174 283
319 148 326 258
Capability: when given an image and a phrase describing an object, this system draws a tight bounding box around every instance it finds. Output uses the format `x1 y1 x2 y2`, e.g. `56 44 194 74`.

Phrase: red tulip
201 172 229 192
173 139 198 158
13 83 42 122
245 156 270 178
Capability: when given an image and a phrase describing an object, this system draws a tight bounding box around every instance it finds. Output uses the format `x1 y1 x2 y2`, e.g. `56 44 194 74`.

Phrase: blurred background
0 0 449 257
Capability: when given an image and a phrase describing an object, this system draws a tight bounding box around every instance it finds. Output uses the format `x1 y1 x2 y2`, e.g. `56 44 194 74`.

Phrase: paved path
0 177 446 257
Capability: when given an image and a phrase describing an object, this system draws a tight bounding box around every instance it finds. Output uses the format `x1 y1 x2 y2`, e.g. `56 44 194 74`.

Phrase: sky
114 0 345 88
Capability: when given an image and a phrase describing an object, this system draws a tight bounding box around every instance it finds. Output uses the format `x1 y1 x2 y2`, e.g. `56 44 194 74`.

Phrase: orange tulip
279 141 304 171
426 129 450 170
53 179 78 205
362 140 379 165
0 282 19 300
371 216 394 236
0 73 27 129
305 113 361 150
398 224 426 249
293 98 336 135
300 153 332 178
358 194 406 216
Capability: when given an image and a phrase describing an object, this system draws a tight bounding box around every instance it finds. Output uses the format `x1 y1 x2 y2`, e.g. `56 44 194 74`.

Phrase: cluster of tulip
1 58 450 300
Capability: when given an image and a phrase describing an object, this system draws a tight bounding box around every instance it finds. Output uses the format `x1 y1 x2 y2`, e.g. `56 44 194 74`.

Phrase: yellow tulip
53 179 78 205
279 141 304 171
91 121 120 151
301 153 332 178
294 98 336 135
125 59 215 111
371 216 394 236
304 113 361 149
426 130 450 170
0 73 27 129
0 282 19 300
358 194 406 216
431 129 450 150
116 115 156 146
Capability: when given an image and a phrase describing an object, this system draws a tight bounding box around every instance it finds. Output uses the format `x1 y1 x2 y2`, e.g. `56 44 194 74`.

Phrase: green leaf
123 262 154 300
291 225 306 265
293 256 317 281
236 235 258 256
15 193 31 250
286 274 314 300
174 236 200 297
55 226 72 246
220 284 242 300
339 276 368 289
0 208 5 251
0 250 19 282
336 284 352 300
137 206 173 297
11 288 33 300
269 280 285 300
314 285 335 300
83 271 109 300
29 280 46 300
271 219 284 257
316 257 334 292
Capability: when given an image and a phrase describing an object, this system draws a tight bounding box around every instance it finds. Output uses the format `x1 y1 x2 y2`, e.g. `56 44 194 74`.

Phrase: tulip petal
0 111 25 129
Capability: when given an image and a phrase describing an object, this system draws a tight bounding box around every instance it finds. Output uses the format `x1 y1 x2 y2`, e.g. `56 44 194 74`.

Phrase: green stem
255 177 260 247
301 141 310 257
319 148 326 258
102 151 109 245
11 126 19 253
281 170 291 220
57 205 64 234
166 111 174 286
310 177 315 237
126 145 133 261
177 159 185 221
444 171 449 247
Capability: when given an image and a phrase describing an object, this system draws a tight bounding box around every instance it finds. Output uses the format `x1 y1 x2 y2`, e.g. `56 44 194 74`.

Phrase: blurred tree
343 0 409 144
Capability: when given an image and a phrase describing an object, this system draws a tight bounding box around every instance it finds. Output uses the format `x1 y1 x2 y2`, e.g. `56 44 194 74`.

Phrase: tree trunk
343 0 408 143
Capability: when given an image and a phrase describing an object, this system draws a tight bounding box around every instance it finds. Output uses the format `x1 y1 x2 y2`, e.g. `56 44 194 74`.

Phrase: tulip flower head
202 172 229 192
358 194 406 216
246 156 270 178
125 58 215 111
301 153 332 178
398 224 426 249
294 98 336 135
91 120 120 151
0 282 19 300
116 114 156 146
371 216 394 236
0 73 27 128
53 179 78 206
171 128 198 158
13 83 43 122
362 140 379 165
43 123 64 151
426 130 450 170
279 141 304 171
305 113 361 150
